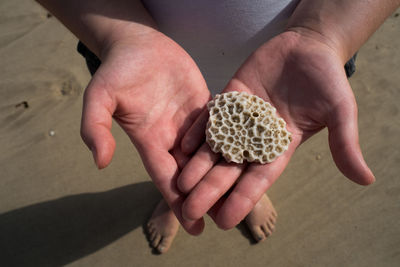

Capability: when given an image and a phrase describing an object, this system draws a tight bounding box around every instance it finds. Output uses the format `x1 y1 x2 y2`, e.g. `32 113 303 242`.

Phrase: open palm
179 31 375 230
80 32 210 234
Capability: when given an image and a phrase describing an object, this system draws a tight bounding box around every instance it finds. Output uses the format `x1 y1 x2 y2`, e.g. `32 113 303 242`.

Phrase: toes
260 219 276 238
147 222 154 231
147 222 162 248
268 213 276 231
157 236 174 254
248 225 266 242
271 210 278 219
270 213 277 224
261 224 272 238
147 222 157 237
146 221 178 253
267 220 275 233
146 223 155 237
149 229 158 241
151 233 162 248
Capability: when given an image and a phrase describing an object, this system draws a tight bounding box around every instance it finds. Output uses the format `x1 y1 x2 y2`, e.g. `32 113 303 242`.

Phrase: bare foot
245 193 277 242
146 199 180 254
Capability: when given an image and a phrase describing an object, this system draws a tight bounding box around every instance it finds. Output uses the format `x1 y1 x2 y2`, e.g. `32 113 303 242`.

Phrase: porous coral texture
206 91 292 164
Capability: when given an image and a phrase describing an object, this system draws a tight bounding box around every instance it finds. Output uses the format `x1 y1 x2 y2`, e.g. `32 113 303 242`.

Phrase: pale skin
36 0 209 235
80 32 210 236
36 0 399 254
179 0 400 229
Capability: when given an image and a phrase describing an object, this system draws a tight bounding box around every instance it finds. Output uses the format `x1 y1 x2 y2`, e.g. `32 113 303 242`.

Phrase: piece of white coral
206 91 292 164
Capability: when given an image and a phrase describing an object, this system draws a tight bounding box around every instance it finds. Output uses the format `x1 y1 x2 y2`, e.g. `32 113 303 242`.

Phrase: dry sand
1 1 399 266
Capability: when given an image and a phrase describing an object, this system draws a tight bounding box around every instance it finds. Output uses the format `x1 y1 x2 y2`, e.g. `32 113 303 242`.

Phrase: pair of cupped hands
80 29 374 235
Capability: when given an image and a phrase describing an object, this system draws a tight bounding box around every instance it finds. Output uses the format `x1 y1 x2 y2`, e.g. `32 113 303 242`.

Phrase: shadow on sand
0 181 161 266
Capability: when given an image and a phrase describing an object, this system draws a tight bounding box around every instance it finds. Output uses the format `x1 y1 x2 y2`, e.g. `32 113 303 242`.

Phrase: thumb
327 101 375 185
80 80 116 169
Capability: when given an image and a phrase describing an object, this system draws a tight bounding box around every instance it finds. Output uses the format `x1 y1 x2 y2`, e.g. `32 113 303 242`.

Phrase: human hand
178 30 375 230
80 31 210 235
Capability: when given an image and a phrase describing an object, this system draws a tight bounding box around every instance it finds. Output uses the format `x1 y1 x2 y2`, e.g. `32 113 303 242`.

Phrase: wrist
36 0 160 60
95 17 160 60
285 25 348 65
286 0 400 64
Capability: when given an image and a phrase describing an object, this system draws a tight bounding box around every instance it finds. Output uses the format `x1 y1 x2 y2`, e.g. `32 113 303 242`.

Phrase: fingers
138 143 205 235
182 129 296 228
181 108 209 155
327 104 375 185
170 147 190 170
81 81 116 169
214 149 293 230
215 165 281 229
182 161 246 221
177 143 220 194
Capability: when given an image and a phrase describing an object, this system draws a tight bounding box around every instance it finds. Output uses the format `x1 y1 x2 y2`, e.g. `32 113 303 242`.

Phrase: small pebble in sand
49 130 55 137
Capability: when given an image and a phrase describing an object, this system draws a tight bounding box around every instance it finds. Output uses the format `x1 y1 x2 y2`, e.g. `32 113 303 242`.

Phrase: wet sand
1 1 399 266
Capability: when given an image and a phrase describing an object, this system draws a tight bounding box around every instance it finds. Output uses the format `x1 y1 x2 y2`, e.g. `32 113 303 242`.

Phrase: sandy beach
1 1 399 266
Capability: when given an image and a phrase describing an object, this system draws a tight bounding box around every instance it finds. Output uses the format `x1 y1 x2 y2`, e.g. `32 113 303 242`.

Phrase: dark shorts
77 42 101 76
77 41 357 78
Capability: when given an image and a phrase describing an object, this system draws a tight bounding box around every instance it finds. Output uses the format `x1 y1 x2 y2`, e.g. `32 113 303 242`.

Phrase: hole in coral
232 115 240 123
228 104 234 114
235 103 243 113
224 120 233 127
210 127 219 134
212 108 220 115
216 134 225 140
254 150 263 156
221 126 229 134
